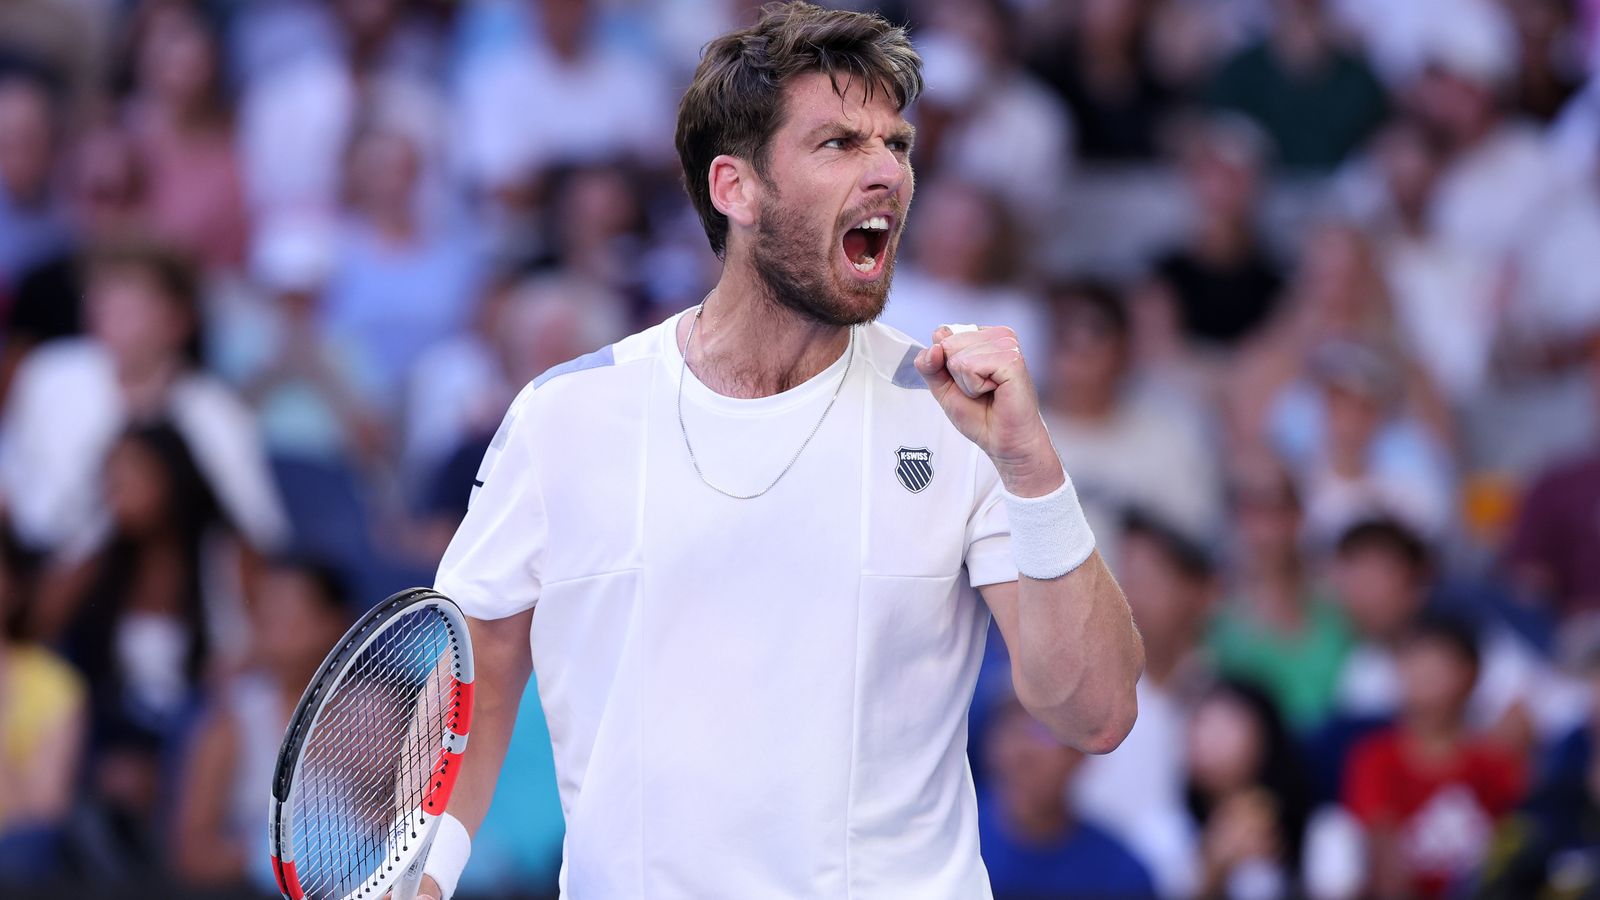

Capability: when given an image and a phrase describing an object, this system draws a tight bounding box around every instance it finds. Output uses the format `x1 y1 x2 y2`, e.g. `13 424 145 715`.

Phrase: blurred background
0 0 1597 897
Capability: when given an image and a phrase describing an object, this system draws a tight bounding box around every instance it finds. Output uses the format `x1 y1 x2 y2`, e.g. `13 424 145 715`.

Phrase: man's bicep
468 609 536 679
979 578 1021 659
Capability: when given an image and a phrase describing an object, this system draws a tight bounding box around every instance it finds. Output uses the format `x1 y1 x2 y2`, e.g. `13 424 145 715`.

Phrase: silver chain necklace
677 303 855 500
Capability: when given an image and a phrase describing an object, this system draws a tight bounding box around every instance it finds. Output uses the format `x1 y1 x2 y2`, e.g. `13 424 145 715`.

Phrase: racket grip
392 831 435 900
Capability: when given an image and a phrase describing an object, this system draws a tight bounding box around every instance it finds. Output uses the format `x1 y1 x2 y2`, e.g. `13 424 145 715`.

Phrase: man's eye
888 140 911 153
822 137 847 150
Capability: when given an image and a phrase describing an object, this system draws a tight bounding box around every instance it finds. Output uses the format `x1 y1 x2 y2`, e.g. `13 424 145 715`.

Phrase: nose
859 140 908 195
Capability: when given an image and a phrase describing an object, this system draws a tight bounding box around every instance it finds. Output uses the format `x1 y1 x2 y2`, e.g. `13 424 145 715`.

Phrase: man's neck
678 269 852 399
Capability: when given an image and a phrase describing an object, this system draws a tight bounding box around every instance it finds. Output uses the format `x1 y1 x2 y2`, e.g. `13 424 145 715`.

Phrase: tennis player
419 3 1143 897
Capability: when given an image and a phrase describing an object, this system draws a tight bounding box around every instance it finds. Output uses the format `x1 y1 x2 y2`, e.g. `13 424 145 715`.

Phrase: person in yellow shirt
0 553 87 875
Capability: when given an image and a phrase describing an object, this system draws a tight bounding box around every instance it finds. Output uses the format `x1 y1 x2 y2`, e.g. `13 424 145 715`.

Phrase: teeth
853 256 876 272
858 216 889 232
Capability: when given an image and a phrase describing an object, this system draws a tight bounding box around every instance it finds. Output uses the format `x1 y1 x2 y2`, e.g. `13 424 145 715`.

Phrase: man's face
741 71 915 327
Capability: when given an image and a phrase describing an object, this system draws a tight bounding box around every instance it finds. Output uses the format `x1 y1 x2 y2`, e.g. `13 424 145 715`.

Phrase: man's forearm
1012 552 1144 753
448 610 535 832
992 446 1144 753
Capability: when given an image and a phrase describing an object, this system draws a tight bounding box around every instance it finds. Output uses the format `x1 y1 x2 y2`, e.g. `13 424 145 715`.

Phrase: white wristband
422 812 472 900
1005 475 1096 580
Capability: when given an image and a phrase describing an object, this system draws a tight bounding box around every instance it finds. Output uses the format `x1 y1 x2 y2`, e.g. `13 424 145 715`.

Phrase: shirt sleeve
964 452 1017 587
434 384 546 620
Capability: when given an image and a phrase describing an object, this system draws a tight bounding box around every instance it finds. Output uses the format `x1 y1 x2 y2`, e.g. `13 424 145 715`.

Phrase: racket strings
284 606 464 899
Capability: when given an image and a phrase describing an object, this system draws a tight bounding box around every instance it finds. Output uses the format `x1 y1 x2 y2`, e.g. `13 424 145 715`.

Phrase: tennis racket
268 587 475 900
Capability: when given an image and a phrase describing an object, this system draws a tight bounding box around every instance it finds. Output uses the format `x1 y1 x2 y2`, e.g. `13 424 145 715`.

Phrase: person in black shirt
1149 116 1284 349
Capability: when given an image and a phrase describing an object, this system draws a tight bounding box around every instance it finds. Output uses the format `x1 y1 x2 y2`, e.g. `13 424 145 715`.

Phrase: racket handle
392 830 436 900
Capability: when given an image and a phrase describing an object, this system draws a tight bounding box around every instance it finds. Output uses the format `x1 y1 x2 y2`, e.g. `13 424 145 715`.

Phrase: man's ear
709 154 761 231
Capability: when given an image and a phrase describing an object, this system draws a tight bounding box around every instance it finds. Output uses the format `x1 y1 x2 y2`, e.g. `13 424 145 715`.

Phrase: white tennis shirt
436 311 1017 898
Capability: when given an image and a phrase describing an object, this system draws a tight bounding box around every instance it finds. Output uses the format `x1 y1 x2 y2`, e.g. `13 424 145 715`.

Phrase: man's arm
446 610 536 832
916 325 1142 753
413 608 535 900
981 552 1142 753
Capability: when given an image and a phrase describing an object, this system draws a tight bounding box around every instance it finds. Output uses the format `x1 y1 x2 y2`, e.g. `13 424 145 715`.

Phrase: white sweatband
943 323 979 334
422 812 472 900
1005 475 1096 580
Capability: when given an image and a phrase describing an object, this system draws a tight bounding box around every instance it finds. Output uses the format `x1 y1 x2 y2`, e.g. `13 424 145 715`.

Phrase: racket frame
268 587 476 900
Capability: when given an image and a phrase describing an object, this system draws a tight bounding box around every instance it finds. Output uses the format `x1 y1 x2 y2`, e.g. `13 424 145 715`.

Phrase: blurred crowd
0 0 1598 897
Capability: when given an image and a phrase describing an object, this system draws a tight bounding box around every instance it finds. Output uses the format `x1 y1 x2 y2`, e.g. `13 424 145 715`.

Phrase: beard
748 189 898 328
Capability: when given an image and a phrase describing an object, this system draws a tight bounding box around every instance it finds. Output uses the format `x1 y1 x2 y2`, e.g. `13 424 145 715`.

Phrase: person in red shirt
1343 614 1527 898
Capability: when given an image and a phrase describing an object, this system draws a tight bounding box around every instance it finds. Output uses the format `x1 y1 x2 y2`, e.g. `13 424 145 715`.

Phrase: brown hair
675 1 923 259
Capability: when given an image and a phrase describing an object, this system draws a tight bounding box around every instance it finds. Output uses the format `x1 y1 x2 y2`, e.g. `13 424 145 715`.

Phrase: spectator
1342 614 1527 898
1331 518 1576 750
978 693 1155 899
236 0 446 216
214 212 386 466
33 423 232 868
1506 0 1586 123
1347 117 1502 405
1039 280 1221 564
0 69 69 293
542 161 653 310
1185 679 1314 899
1402 3 1555 269
405 271 626 483
1492 626 1600 896
1146 115 1285 350
1073 511 1215 898
913 0 1074 227
1503 332 1600 620
0 238 288 556
1207 453 1353 732
3 124 147 366
1027 0 1172 162
1207 0 1388 171
321 121 482 407
879 179 1050 369
0 547 87 879
119 0 249 273
169 557 351 892
455 0 672 196
1267 339 1454 543
1231 222 1454 450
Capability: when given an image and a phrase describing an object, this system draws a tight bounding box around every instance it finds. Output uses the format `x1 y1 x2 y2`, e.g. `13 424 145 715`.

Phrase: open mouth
841 214 892 275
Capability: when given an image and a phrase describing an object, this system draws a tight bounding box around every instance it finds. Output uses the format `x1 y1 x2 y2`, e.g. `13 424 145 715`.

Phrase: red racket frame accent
272 855 305 900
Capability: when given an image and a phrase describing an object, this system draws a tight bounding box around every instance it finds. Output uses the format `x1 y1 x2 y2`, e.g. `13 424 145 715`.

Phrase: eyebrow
803 121 918 145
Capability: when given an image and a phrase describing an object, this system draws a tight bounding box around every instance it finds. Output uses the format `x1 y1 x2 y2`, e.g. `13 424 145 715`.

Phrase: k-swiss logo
895 446 934 493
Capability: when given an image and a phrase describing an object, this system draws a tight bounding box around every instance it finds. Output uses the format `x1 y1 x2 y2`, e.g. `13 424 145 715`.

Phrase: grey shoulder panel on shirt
486 344 617 452
890 344 929 390
531 344 617 390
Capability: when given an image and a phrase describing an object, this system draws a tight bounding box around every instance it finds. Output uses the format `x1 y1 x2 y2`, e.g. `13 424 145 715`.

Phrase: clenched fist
913 325 1064 498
